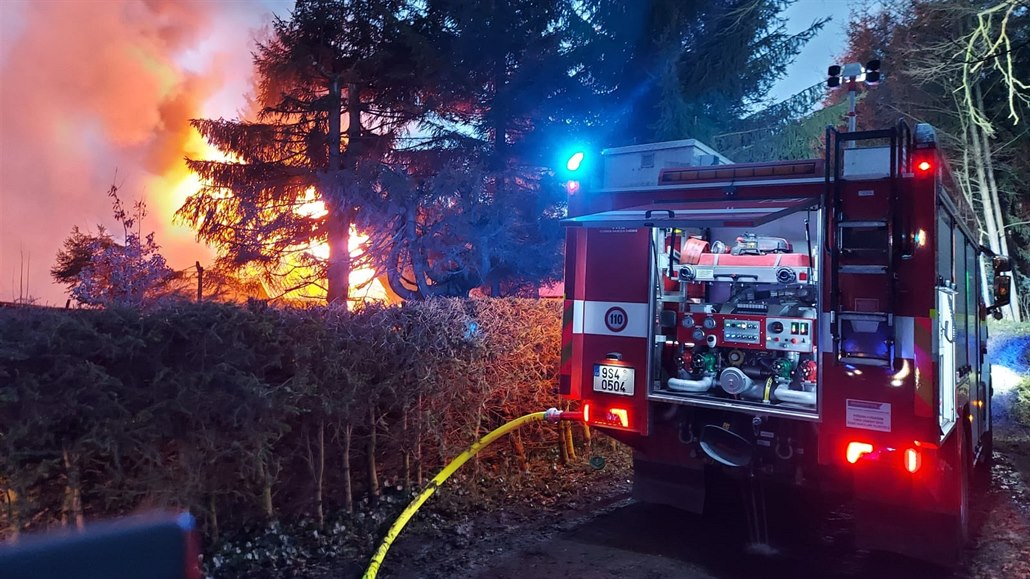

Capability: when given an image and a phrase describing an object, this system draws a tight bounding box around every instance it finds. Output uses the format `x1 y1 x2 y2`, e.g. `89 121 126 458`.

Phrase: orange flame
272 187 388 305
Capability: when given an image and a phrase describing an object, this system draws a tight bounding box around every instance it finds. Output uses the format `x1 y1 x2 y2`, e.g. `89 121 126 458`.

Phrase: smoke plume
0 0 287 304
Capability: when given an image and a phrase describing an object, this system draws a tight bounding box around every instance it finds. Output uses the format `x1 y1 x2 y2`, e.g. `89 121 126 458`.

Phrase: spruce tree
178 0 429 304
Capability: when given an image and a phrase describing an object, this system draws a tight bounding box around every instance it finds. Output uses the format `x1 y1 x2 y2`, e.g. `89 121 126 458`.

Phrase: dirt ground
970 329 1030 579
354 421 1030 579
361 332 1030 579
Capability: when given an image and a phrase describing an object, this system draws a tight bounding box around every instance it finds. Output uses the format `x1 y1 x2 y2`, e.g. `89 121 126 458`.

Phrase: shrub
0 298 564 540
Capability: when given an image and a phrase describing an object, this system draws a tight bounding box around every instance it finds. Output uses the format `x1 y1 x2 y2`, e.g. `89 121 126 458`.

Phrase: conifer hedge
0 298 562 539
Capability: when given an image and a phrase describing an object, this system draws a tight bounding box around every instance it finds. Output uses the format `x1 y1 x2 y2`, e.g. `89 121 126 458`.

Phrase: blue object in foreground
0 511 198 579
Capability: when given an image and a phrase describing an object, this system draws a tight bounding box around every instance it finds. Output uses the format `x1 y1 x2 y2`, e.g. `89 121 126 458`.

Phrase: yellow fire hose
362 408 580 579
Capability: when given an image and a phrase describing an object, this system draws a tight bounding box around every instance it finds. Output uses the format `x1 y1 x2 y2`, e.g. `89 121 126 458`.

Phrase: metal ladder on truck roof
825 120 911 367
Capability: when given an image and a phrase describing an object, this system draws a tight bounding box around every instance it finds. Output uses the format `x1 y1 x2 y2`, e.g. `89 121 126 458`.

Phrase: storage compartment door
569 226 652 434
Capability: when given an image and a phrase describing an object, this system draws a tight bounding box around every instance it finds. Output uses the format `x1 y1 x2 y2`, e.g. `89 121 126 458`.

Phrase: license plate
593 364 635 396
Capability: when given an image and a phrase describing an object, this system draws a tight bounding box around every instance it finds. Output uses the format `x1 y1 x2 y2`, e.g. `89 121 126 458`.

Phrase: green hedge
0 298 562 539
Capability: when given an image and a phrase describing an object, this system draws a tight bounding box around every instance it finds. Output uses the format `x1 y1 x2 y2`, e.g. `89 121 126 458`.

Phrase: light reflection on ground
990 333 1030 394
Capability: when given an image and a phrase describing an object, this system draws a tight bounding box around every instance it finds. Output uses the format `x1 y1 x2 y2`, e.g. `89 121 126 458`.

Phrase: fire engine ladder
825 121 911 367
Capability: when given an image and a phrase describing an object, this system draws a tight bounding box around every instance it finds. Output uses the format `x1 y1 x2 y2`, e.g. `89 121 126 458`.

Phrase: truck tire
955 423 971 546
975 428 993 481
975 381 994 480
939 420 972 563
856 422 972 564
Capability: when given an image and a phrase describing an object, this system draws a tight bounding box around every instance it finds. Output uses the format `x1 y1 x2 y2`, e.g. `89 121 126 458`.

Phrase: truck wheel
855 422 973 564
943 422 972 558
975 428 993 481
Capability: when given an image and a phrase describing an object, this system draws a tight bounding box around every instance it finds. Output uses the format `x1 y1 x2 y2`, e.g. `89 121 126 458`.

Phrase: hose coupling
544 408 585 423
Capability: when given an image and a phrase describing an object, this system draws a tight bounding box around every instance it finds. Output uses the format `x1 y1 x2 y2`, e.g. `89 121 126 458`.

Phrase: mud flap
853 424 970 565
854 498 966 565
632 456 706 513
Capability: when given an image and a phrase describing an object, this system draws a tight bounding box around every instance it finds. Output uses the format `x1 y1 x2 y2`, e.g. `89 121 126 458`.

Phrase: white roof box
602 139 732 189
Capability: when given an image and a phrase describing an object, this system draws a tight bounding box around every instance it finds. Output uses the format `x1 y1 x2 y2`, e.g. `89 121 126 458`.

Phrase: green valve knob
701 352 718 373
773 358 794 379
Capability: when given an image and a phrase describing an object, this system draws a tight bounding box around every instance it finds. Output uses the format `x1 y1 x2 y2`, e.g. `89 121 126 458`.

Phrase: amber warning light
581 403 630 428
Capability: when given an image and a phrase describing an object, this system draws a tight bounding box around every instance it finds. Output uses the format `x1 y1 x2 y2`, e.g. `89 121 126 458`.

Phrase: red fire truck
559 121 1012 563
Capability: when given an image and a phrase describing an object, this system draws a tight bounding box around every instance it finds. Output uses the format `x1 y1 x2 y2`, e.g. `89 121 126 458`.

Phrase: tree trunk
955 103 994 307
304 422 326 528
325 77 351 305
408 205 433 298
316 422 325 527
3 486 21 540
564 421 577 461
386 235 421 301
341 421 354 514
347 82 362 158
492 48 508 172
367 406 380 506
472 402 485 472
208 495 219 542
510 430 529 472
402 407 411 489
326 211 352 306
258 458 275 521
62 447 84 530
966 105 1002 273
974 82 1021 321
416 394 424 487
558 421 570 465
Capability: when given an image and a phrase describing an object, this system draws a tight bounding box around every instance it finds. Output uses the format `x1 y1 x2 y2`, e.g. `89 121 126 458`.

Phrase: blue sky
770 0 866 104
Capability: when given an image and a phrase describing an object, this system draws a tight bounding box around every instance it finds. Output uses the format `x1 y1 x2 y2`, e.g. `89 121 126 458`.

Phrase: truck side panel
563 226 652 434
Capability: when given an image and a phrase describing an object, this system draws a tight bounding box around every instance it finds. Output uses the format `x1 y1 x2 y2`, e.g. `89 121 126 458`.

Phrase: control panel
679 313 815 353
764 317 814 352
723 319 761 345
680 313 769 350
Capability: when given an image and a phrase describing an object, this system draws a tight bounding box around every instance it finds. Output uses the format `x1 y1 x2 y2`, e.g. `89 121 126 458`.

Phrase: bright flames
277 187 389 305
154 128 232 254
164 137 388 307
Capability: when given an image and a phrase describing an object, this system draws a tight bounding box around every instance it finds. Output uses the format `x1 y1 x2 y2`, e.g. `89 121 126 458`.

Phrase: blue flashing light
566 151 585 172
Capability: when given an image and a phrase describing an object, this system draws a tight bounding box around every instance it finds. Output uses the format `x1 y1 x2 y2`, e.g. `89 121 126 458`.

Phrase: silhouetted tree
52 186 173 308
577 0 827 146
179 0 431 304
831 0 1028 318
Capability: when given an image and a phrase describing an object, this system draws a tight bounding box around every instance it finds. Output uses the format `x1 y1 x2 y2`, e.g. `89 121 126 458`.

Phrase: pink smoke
0 0 289 304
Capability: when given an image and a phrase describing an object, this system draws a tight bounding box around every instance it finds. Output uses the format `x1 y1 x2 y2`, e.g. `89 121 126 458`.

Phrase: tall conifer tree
178 0 429 303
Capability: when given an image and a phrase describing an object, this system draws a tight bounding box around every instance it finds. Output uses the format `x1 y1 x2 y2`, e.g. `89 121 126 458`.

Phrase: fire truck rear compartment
561 121 997 564
650 208 824 419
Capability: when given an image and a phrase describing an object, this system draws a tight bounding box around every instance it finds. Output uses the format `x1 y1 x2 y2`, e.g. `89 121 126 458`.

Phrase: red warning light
565 180 581 195
916 160 932 173
904 448 922 473
846 441 873 464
